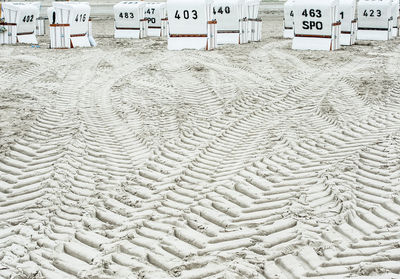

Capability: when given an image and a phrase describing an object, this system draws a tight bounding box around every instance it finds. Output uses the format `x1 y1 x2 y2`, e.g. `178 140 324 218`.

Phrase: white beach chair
391 0 399 37
213 0 248 44
114 1 148 39
145 2 167 37
357 0 393 41
36 17 46 36
246 0 262 42
0 2 40 45
338 0 357 45
167 0 217 50
292 0 341 51
49 2 92 48
48 6 69 49
284 0 295 39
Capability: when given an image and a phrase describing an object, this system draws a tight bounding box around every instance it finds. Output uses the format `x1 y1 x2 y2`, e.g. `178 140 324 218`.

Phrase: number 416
75 14 87 22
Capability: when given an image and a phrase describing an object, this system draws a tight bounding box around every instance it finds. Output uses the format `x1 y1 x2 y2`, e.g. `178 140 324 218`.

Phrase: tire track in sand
0 51 160 278
2 19 400 279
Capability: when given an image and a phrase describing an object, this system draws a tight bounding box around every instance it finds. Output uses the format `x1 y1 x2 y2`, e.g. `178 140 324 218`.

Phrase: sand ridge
0 13 400 279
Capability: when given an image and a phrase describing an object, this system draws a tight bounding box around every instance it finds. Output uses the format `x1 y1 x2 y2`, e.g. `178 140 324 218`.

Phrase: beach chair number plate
213 7 231 14
23 15 34 23
301 9 323 30
363 9 382 17
118 12 134 19
145 8 156 24
174 10 198 20
75 14 87 22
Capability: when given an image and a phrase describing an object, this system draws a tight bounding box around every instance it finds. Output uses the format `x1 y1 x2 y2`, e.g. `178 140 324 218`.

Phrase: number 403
175 10 198 20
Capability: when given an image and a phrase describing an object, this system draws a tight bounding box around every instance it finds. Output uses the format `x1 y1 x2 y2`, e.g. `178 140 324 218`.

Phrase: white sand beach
1 12 400 279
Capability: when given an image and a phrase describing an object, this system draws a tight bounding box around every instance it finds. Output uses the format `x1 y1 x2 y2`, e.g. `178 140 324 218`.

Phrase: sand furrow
1 14 400 279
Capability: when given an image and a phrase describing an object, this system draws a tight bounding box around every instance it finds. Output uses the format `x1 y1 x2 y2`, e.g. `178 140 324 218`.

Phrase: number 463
302 9 322 18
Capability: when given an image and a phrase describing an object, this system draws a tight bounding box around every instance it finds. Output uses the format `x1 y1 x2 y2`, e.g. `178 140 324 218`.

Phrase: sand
1 12 400 279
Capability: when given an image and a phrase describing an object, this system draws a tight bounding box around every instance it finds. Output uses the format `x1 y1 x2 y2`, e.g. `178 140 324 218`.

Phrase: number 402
22 15 34 22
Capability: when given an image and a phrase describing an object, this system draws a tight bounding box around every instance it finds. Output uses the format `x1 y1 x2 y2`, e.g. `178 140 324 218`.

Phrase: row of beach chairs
284 0 399 51
0 0 262 51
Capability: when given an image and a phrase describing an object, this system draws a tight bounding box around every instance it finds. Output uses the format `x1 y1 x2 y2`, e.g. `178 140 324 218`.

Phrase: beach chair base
357 29 392 41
